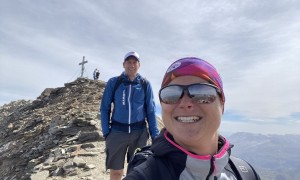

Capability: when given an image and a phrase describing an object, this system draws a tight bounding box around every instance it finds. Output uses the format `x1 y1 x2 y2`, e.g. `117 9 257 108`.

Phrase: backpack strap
126 146 174 180
140 78 148 115
112 75 123 102
127 146 153 174
229 156 261 180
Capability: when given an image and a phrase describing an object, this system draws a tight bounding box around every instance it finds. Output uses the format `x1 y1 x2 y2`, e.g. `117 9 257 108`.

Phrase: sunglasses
159 83 221 104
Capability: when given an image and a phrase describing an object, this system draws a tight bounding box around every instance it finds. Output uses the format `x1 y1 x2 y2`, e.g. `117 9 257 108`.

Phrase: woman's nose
178 91 194 109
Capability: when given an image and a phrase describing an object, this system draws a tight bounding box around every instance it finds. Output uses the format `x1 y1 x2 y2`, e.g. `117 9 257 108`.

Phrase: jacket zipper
206 156 217 180
128 84 132 133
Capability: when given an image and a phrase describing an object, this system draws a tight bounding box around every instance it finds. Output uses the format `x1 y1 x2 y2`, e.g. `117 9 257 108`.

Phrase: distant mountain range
227 132 300 180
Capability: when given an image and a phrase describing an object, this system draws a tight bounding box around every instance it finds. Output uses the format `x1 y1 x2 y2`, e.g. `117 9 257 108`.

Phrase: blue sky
1 0 299 135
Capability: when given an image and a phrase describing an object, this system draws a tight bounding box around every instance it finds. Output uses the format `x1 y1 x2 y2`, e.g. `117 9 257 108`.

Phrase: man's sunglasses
159 83 221 104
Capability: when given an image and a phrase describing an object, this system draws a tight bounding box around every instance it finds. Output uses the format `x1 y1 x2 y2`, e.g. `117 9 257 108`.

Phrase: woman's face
161 76 223 152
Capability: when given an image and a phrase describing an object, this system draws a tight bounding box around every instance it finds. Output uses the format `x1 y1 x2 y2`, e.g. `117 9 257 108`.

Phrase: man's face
123 58 140 77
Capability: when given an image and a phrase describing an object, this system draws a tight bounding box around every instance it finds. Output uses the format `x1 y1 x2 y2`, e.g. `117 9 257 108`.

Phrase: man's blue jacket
100 72 159 140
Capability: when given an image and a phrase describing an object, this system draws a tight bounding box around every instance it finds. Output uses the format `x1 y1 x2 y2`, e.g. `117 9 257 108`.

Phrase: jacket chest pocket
132 86 145 104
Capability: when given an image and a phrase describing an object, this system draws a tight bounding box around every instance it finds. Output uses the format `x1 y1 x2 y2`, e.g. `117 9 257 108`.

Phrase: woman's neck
176 133 219 156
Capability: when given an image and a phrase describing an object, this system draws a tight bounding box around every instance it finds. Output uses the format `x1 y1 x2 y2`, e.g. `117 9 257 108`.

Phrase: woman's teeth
176 116 201 123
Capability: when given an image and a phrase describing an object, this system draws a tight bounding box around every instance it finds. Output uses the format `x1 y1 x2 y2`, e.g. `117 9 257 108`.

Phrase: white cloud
1 0 299 134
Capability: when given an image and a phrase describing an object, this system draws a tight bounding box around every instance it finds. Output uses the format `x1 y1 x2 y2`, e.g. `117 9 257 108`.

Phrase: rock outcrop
0 78 108 180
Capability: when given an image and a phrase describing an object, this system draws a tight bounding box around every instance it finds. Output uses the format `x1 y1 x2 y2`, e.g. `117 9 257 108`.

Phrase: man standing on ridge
100 51 159 180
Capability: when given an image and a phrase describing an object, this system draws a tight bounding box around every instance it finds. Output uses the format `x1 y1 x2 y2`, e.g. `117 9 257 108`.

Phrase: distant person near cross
93 68 100 80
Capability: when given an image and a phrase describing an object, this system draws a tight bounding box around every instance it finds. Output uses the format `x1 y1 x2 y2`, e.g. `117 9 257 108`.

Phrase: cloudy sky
1 0 299 135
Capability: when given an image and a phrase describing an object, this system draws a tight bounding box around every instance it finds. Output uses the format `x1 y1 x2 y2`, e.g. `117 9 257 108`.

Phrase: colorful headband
161 57 225 105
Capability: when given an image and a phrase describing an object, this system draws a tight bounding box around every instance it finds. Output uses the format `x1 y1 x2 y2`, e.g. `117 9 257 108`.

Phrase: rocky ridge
0 78 109 180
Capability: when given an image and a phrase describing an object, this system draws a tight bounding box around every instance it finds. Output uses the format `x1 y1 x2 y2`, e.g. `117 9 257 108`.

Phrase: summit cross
78 56 88 78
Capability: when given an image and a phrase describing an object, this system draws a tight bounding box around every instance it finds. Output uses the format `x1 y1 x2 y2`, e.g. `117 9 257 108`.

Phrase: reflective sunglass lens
161 95 181 104
188 84 217 103
191 94 216 103
160 86 182 104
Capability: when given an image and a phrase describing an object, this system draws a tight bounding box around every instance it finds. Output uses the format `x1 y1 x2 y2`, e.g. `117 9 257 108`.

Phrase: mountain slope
0 78 109 179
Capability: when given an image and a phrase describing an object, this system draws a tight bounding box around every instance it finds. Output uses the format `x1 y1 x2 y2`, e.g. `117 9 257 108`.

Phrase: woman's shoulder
125 156 174 180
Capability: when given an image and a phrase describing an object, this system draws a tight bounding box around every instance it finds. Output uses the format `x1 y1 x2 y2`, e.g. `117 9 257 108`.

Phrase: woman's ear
218 96 224 114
